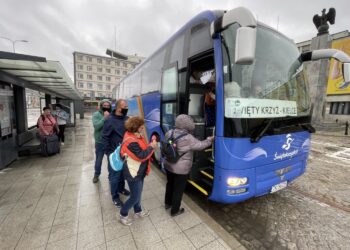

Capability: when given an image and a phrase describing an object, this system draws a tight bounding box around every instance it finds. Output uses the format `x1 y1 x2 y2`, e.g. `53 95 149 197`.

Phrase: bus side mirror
235 27 256 65
343 63 350 82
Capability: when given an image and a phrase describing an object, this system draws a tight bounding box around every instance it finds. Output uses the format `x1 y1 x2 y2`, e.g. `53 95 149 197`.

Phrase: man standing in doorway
92 99 111 183
102 99 130 207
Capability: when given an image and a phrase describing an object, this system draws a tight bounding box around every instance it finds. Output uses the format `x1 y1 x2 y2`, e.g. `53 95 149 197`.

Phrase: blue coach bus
114 7 350 203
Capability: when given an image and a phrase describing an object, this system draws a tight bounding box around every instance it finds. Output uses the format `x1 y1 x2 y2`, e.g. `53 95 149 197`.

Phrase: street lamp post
0 36 28 53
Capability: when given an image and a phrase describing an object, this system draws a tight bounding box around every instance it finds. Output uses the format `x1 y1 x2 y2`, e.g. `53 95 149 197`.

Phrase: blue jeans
120 179 144 216
94 142 105 176
107 156 125 201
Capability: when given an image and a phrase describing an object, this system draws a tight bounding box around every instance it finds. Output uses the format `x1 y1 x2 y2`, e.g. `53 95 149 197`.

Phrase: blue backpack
109 137 134 171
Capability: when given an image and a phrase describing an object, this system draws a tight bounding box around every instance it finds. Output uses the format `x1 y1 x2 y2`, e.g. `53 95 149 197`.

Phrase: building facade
297 30 350 124
73 50 144 100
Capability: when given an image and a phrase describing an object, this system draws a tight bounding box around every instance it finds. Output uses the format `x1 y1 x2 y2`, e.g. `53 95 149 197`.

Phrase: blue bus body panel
127 98 141 117
141 93 163 141
209 132 311 203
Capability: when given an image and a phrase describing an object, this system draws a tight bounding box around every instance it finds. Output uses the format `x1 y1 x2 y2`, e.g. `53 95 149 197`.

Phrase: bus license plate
271 181 287 193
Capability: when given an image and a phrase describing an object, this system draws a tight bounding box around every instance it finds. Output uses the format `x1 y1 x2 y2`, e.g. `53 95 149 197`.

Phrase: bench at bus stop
17 129 41 156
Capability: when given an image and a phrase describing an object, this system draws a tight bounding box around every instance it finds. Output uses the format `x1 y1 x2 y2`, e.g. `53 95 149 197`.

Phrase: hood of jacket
175 114 195 133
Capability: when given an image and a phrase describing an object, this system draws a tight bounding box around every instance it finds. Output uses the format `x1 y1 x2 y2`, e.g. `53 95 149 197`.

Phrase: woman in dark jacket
119 116 157 226
164 114 214 216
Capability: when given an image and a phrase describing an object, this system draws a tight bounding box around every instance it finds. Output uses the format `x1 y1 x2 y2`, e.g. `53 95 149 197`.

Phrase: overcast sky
0 0 348 78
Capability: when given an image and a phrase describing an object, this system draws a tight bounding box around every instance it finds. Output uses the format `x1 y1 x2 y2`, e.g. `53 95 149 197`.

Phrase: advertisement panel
327 37 350 95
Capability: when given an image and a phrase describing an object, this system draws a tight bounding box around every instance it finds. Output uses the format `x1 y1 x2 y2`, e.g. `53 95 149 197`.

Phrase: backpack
109 137 135 172
36 115 45 128
161 130 188 163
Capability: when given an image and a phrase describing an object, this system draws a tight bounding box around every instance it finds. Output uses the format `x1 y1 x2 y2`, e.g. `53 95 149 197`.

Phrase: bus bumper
208 157 307 203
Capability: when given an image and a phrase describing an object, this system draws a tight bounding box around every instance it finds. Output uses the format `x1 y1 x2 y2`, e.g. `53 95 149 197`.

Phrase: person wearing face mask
92 99 112 183
102 99 130 208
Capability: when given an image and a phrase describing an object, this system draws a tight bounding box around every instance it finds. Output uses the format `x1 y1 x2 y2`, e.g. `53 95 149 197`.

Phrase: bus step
200 177 213 188
187 180 209 196
200 169 213 180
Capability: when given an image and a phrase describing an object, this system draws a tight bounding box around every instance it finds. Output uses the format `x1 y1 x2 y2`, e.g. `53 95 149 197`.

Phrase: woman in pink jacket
37 107 58 137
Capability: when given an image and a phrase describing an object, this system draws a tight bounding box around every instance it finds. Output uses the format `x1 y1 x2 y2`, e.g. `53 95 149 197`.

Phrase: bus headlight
227 177 248 187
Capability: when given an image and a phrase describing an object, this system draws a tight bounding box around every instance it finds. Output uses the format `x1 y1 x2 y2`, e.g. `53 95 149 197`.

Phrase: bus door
186 52 216 188
160 62 179 134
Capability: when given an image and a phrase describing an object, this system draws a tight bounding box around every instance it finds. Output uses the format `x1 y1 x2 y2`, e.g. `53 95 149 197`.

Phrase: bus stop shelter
0 51 83 169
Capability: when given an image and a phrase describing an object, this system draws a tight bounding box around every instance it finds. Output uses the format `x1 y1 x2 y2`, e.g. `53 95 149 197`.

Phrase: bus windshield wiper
250 118 275 143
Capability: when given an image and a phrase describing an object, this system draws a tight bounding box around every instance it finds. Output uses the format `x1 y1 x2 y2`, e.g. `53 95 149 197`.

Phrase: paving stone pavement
186 132 350 250
0 115 243 250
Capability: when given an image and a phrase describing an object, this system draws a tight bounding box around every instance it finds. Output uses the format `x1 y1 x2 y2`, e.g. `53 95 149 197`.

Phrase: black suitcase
41 134 60 156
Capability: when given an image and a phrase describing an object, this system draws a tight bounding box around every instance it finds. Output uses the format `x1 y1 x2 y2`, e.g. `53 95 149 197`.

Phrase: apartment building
73 50 144 100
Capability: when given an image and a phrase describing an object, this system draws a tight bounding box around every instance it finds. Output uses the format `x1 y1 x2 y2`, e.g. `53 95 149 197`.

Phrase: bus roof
120 10 224 84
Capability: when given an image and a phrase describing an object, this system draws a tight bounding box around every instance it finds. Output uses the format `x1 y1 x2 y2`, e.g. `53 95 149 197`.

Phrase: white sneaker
119 215 133 226
134 210 150 219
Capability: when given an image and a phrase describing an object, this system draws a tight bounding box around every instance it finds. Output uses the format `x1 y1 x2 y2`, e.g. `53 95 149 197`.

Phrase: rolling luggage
41 134 60 156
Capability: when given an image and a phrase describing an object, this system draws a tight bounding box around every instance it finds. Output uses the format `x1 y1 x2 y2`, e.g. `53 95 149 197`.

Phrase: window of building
78 64 83 70
87 56 92 62
78 73 84 79
106 85 111 90
97 67 102 72
116 61 120 66
123 71 127 75
106 68 111 73
98 84 103 90
78 82 84 88
87 66 92 71
97 76 102 81
116 69 120 75
123 62 127 68
106 76 111 81
87 74 93 80
77 55 83 60
106 60 111 65
87 83 93 89
329 102 350 115
97 58 102 64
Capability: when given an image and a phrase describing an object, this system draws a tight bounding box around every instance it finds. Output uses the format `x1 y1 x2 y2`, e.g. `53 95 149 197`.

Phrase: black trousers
165 169 188 215
58 125 66 142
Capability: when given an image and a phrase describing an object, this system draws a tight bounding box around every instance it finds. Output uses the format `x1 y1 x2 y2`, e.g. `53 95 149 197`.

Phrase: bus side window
189 22 212 57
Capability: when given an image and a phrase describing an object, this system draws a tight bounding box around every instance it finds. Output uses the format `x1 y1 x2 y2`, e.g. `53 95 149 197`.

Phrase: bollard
345 121 349 136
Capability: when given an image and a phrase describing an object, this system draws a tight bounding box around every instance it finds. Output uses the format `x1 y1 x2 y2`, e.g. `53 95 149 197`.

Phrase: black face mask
102 107 111 112
121 108 128 116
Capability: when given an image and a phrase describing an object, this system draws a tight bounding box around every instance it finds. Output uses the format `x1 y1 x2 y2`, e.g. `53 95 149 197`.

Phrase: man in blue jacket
102 99 130 207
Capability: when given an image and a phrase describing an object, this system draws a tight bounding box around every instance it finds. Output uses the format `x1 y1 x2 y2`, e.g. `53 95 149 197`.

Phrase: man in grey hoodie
164 114 214 216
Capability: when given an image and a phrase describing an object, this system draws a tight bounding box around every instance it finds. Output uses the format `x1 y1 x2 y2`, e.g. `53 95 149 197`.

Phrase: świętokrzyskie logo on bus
274 134 298 161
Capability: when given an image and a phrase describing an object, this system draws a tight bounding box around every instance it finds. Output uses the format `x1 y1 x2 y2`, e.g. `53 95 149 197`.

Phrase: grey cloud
0 0 348 78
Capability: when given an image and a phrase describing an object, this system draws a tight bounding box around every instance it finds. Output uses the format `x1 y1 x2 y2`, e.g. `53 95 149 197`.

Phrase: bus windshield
221 23 311 138
222 24 311 120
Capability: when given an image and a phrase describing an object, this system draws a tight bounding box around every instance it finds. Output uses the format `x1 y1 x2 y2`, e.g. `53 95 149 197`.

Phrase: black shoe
119 189 130 196
171 208 185 217
92 176 99 183
113 199 123 208
165 204 171 210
